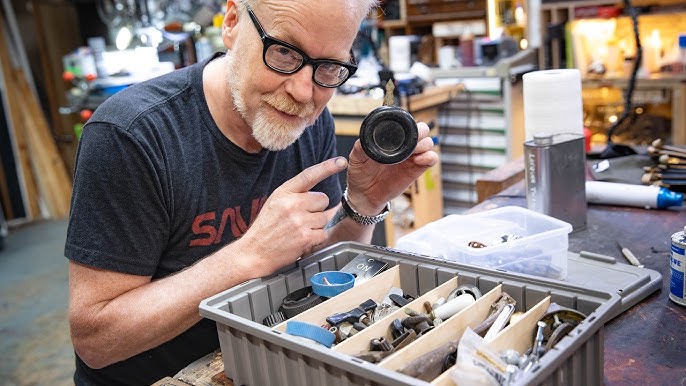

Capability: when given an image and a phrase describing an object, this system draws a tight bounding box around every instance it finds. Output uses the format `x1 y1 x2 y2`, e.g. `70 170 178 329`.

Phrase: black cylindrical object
359 105 418 164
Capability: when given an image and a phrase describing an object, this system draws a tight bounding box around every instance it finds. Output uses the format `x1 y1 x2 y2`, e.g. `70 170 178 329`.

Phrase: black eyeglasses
244 3 357 88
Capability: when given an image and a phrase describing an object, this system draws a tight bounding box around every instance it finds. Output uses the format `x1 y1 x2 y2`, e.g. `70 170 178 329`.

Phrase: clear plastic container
395 206 573 279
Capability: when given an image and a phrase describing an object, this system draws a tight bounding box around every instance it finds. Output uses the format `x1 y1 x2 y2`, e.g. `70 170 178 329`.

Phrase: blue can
670 225 686 307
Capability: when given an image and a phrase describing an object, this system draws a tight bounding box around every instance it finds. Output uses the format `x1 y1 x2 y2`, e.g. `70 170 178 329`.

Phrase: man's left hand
345 121 438 215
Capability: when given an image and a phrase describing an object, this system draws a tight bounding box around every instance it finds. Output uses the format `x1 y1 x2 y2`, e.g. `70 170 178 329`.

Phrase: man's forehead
256 0 359 58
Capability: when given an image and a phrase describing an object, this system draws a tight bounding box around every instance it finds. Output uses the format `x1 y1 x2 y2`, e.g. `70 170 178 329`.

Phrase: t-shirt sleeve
64 122 170 276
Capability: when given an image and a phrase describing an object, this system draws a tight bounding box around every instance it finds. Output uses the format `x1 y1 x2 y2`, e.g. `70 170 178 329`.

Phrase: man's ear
222 0 240 49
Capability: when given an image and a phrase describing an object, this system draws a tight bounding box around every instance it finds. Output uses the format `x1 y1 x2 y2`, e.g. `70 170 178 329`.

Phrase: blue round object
285 321 336 348
310 271 355 297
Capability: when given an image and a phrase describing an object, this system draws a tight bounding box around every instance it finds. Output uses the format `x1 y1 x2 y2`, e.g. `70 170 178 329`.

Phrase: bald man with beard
65 0 438 384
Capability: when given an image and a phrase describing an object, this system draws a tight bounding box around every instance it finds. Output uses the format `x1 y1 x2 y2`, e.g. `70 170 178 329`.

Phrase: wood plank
0 7 72 219
175 350 233 386
0 19 40 219
32 2 85 174
328 84 463 116
475 156 524 203
380 285 503 373
0 149 12 218
274 266 402 331
152 350 234 386
401 84 464 112
152 377 192 386
489 297 551 354
333 277 460 356
13 67 72 218
429 296 551 386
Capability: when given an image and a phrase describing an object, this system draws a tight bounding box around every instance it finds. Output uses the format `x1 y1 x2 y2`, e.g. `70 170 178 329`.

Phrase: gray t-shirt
65 53 341 385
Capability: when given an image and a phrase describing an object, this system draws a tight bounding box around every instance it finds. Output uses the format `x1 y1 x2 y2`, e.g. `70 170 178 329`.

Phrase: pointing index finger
285 157 348 193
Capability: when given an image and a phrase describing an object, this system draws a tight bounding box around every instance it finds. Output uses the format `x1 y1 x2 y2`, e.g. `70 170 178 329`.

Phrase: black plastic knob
359 105 418 164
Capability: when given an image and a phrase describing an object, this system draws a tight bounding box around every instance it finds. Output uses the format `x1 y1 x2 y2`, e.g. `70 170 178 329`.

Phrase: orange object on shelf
79 109 93 122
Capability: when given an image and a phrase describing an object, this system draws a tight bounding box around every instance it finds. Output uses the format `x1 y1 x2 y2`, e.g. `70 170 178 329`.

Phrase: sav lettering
189 196 267 246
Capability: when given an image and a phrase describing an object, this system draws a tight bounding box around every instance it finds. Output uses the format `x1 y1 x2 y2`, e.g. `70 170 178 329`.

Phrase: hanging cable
598 0 642 158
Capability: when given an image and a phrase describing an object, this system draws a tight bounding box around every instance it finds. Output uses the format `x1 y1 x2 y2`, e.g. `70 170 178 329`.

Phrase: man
65 0 438 384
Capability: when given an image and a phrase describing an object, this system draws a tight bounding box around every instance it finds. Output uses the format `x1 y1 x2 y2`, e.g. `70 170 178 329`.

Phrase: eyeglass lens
264 43 351 87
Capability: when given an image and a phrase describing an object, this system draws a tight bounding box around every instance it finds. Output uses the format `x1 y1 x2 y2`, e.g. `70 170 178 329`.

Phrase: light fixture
115 26 133 50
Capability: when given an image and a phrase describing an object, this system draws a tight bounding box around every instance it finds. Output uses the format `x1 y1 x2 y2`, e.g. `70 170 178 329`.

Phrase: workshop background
1 0 685 384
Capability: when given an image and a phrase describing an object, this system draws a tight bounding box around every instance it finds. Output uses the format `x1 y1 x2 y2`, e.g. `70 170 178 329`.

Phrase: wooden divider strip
489 296 551 354
334 277 460 356
380 285 503 372
275 265 401 331
430 296 552 386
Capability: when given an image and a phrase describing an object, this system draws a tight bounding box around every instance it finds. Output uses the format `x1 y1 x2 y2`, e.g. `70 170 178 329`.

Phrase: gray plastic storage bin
199 242 660 386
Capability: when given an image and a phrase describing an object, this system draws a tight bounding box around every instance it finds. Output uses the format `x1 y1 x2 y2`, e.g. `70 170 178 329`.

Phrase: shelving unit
582 76 686 144
375 0 491 64
431 68 525 214
537 0 686 145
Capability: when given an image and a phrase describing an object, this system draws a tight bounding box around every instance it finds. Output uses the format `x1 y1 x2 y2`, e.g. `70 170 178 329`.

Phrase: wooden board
12 67 72 218
0 13 72 219
274 266 402 331
0 18 40 219
32 1 82 175
333 277 461 356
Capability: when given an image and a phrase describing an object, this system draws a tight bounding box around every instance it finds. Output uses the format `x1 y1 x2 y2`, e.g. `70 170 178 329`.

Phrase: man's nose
284 65 315 104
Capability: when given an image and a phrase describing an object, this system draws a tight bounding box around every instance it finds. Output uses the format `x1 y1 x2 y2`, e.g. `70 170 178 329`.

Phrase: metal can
670 225 686 307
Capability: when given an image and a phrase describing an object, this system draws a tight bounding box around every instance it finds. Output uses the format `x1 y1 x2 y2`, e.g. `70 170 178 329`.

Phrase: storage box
395 206 573 280
200 242 659 386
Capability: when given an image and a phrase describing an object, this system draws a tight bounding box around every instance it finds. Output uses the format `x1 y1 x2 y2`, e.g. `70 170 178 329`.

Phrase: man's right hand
234 156 348 277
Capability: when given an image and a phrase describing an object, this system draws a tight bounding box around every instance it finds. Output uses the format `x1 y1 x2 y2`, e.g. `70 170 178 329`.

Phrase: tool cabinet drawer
200 242 635 385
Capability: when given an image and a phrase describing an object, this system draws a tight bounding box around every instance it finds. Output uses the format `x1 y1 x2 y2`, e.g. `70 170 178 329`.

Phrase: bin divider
274 266 402 331
334 277 460 355
379 285 504 373
430 296 552 385
489 296 551 353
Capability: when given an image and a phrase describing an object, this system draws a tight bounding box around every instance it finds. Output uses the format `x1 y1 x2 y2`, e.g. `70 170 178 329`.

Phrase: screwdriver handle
621 247 644 268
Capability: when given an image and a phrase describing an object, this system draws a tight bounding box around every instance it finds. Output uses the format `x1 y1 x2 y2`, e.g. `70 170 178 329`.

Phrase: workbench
329 84 463 246
470 180 686 384
157 176 685 385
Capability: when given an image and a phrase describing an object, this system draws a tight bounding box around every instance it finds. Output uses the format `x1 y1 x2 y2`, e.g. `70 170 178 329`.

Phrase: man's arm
69 157 350 368
68 241 254 369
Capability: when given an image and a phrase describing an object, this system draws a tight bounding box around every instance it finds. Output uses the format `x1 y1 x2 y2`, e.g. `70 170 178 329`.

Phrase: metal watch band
340 188 390 226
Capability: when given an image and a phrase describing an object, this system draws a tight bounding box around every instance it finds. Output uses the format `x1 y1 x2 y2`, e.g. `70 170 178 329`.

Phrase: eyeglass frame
243 2 358 88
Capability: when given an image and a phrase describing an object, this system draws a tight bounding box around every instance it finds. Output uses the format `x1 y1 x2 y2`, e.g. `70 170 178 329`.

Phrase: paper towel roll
523 69 583 141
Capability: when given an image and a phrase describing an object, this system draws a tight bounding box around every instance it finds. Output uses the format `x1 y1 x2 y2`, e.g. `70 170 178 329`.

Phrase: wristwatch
341 188 390 226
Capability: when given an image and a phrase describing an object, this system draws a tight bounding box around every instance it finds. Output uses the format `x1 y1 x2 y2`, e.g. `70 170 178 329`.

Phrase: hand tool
484 303 516 341
326 299 377 326
659 154 686 166
642 172 686 184
648 146 686 159
616 240 644 268
652 139 686 157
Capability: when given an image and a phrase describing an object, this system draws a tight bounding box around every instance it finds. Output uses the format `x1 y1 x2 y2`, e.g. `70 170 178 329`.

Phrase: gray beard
225 56 308 151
